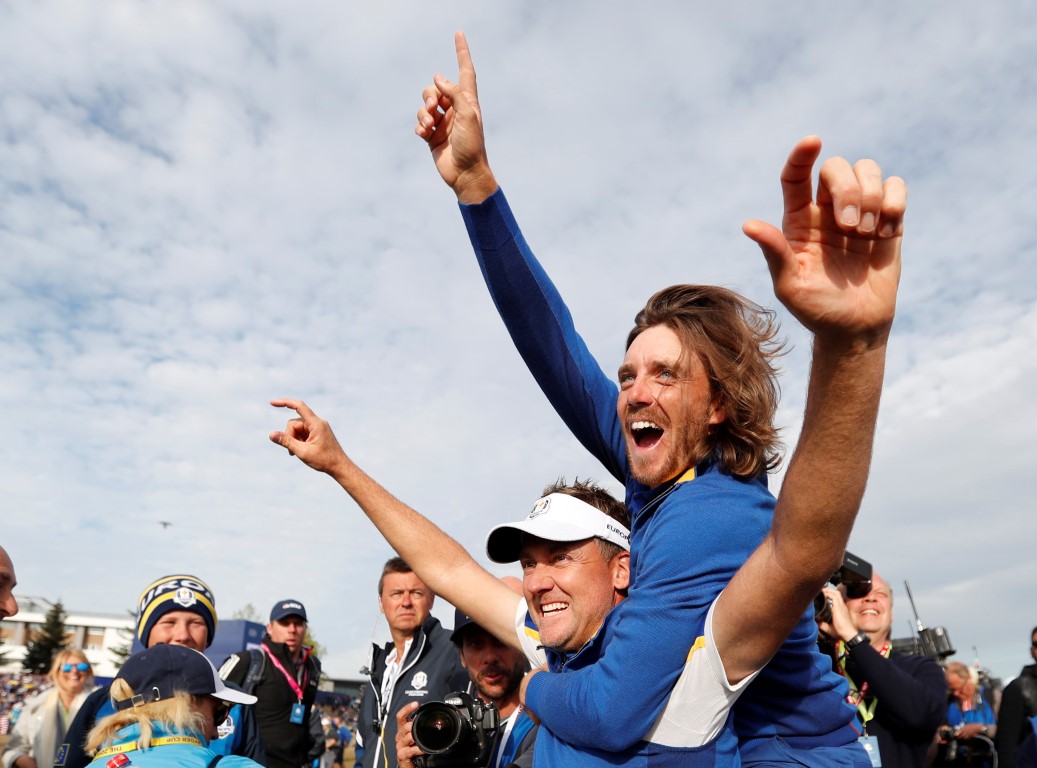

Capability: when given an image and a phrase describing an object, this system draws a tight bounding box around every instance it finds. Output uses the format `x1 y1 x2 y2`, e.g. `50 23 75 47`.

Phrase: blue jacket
459 189 866 767
60 685 263 768
85 723 261 768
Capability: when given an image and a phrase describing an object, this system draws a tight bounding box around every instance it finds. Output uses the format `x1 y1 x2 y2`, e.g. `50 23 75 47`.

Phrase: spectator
220 600 322 768
2 650 96 768
83 644 259 768
941 661 997 767
0 546 17 620
817 573 946 767
997 627 1037 768
394 607 537 768
352 559 467 768
61 575 263 768
412 31 904 768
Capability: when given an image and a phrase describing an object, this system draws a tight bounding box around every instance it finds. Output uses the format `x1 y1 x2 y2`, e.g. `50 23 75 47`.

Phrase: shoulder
213 756 266 768
21 690 54 715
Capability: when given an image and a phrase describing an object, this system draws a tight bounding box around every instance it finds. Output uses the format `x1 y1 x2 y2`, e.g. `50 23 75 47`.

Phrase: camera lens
412 704 463 754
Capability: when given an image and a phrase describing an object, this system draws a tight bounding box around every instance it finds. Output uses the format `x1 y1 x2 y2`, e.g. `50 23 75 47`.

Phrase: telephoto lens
412 702 464 754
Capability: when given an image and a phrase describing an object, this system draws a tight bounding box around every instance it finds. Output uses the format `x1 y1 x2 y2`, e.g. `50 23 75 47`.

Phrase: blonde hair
85 678 206 754
49 648 95 687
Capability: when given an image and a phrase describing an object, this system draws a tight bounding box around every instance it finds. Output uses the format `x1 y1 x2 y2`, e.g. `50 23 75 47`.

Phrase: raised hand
268 398 349 476
414 32 498 203
743 136 906 346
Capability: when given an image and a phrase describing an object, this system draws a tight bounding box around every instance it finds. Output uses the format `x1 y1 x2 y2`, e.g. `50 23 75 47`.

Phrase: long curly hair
626 285 785 479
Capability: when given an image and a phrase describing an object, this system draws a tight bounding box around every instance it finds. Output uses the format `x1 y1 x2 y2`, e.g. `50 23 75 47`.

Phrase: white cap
485 493 630 564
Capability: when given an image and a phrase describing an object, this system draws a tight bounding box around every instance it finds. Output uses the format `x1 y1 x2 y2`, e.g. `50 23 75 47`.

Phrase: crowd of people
0 27 1024 768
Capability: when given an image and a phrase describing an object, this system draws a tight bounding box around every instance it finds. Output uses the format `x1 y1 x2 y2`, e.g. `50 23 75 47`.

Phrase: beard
625 407 711 488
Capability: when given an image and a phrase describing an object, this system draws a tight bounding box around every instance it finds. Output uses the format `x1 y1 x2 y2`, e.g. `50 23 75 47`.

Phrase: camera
411 691 500 768
813 551 872 624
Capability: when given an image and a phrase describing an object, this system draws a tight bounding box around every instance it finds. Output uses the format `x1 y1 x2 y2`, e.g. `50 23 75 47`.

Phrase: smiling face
147 610 210 652
458 625 527 711
519 537 629 655
53 650 92 698
845 573 893 642
618 325 724 488
379 571 434 639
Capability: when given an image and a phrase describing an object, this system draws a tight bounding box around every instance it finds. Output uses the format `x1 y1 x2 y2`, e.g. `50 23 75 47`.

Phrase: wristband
845 631 870 650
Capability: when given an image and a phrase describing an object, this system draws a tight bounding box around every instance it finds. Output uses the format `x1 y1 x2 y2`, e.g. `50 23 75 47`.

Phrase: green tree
22 601 67 673
108 609 137 669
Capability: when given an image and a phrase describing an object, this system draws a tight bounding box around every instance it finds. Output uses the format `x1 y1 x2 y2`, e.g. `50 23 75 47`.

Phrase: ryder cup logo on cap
173 587 198 609
136 575 217 648
485 493 630 564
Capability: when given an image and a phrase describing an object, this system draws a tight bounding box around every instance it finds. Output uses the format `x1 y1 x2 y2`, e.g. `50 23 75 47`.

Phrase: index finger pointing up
455 31 477 96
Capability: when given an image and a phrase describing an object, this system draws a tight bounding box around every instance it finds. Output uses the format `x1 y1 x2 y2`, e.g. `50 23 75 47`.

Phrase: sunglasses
212 700 232 725
61 662 90 673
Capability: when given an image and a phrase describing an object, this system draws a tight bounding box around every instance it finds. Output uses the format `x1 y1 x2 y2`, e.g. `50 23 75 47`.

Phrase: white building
0 597 134 679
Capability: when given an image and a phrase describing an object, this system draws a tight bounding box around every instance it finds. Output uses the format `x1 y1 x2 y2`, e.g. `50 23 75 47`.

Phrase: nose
524 564 554 595
1 595 16 619
625 374 654 407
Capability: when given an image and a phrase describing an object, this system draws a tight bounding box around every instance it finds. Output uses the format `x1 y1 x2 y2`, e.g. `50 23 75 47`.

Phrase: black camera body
814 551 873 624
411 691 500 768
891 626 956 660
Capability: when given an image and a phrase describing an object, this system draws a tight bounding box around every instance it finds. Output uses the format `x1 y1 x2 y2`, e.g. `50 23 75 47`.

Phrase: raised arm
414 31 497 204
714 135 906 681
269 398 523 648
416 34 627 479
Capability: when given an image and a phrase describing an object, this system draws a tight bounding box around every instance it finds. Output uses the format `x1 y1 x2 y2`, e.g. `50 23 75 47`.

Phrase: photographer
394 608 537 768
818 573 946 768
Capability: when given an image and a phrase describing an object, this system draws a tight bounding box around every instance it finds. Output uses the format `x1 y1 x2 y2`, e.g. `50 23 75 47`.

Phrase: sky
2 2 1035 686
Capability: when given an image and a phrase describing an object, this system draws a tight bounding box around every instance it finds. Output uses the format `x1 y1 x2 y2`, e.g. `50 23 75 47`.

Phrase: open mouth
540 601 568 617
630 420 664 449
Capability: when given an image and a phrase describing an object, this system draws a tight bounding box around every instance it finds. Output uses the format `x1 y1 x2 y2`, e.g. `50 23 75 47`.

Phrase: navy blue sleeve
58 686 109 768
525 478 770 749
459 189 627 482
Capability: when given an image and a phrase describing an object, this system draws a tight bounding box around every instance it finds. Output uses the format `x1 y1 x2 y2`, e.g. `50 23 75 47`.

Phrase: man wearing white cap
265 403 801 765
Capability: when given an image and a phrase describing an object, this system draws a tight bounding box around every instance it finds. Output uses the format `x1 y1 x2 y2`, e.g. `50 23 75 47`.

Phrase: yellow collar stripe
675 467 697 485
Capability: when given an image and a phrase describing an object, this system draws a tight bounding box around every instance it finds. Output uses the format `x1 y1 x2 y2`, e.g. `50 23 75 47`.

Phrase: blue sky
2 2 1036 684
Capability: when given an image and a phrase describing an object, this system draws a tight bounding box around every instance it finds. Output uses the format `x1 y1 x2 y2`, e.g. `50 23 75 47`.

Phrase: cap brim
213 678 257 706
485 520 599 563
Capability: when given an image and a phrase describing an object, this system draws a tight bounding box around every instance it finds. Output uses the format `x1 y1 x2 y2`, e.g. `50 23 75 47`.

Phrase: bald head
0 546 18 620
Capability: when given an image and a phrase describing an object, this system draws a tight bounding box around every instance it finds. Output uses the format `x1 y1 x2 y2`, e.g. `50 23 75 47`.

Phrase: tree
22 601 67 673
108 609 137 669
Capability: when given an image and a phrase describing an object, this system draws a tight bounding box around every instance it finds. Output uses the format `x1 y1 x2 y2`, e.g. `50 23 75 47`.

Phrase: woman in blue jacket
85 645 259 768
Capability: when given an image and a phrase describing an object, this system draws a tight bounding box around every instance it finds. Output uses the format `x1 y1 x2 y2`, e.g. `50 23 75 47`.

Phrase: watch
845 631 870 650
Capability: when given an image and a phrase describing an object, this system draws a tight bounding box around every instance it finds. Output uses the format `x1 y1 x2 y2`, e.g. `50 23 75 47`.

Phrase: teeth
541 602 567 614
631 421 661 431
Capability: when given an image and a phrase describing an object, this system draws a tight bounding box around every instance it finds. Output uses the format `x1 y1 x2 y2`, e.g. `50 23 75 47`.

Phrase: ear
611 551 631 595
708 396 727 426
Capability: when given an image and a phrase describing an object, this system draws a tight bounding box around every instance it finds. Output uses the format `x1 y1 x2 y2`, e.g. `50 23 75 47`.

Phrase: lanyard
492 707 522 768
94 736 204 758
262 643 306 702
837 641 891 728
